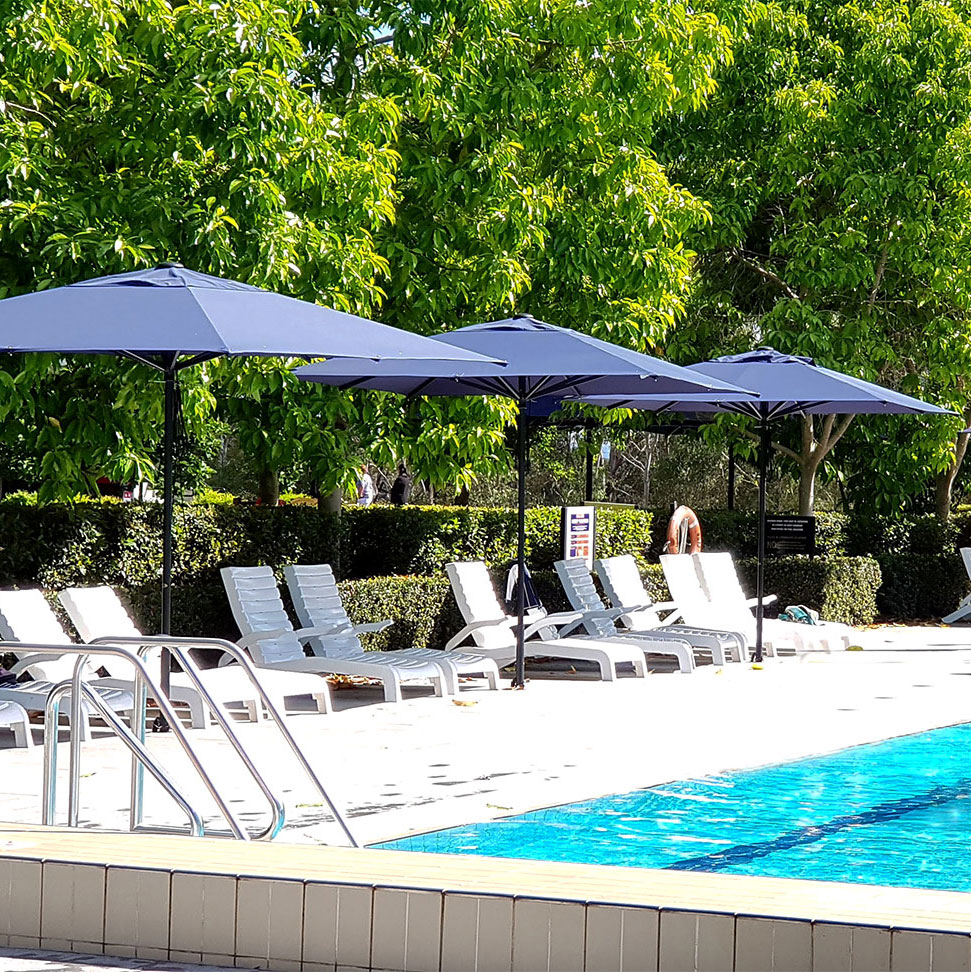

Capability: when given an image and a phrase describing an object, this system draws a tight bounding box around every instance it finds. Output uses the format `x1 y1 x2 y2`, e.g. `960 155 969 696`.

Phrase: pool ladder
5 636 356 845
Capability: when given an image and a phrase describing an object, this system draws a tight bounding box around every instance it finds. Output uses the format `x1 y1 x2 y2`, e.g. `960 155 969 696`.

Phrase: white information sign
562 505 596 569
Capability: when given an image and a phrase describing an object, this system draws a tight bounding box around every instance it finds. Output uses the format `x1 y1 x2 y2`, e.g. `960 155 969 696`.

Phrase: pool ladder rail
1 636 357 846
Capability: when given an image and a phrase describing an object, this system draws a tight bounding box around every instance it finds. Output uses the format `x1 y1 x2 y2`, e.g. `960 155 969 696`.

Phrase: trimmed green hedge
337 504 653 577
874 552 969 620
0 501 652 637
639 555 881 626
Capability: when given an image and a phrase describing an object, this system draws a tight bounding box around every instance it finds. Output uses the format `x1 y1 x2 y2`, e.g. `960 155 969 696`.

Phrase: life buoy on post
665 505 702 555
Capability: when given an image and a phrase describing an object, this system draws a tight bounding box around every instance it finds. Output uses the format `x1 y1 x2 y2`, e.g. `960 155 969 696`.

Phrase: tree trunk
798 461 816 516
935 424 970 522
317 486 342 514
257 467 280 506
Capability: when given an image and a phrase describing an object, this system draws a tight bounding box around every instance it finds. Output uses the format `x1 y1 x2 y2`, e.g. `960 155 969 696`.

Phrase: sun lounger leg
313 690 333 715
382 672 403 703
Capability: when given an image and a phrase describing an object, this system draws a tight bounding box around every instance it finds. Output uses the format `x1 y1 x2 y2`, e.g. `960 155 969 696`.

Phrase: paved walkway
0 948 227 971
3 640 971 845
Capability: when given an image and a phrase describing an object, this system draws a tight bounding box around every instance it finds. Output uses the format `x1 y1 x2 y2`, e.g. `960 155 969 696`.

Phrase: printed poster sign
562 505 596 569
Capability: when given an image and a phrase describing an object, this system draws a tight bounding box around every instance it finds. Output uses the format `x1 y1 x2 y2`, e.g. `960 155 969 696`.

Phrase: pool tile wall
4 825 971 971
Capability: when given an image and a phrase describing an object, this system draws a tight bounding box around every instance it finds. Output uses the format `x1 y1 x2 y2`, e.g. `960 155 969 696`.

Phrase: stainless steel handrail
89 634 357 847
7 641 252 839
43 675 204 836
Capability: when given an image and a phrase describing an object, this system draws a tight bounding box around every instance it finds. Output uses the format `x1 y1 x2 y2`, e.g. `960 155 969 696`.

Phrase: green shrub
338 504 653 576
644 508 850 559
874 552 968 620
339 575 462 652
637 555 881 626
0 500 651 636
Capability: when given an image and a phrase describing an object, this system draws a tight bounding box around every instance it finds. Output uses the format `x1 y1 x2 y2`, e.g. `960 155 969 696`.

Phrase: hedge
320 554 882 651
636 555 880 627
0 500 652 637
645 507 971 559
873 552 969 620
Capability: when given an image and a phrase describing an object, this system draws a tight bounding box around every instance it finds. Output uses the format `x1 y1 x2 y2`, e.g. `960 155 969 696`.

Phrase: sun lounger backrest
961 548 971 582
446 561 515 651
660 554 722 629
283 564 362 654
59 587 142 643
693 552 748 607
0 589 72 645
594 556 664 630
0 589 82 681
221 566 305 665
686 554 756 631
58 586 145 680
554 559 618 638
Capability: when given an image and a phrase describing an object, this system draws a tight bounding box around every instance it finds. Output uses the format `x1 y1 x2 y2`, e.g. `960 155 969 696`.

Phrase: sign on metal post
765 515 816 556
563 506 596 568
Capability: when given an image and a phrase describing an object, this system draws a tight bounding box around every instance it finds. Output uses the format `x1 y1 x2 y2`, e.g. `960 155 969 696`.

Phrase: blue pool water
379 723 971 892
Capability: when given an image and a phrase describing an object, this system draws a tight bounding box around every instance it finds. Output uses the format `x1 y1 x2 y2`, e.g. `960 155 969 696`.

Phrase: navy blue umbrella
578 347 955 660
295 314 756 686
0 264 501 706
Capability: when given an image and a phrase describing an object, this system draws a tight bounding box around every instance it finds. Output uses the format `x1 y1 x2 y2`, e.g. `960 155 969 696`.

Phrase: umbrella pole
514 403 527 689
156 367 176 728
755 414 770 663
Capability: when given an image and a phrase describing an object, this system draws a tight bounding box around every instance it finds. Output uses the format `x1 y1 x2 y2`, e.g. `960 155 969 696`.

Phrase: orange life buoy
665 505 702 555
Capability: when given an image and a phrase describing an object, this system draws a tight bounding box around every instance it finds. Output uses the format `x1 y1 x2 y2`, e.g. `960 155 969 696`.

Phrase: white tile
171 872 237 957
104 866 170 951
441 893 514 972
585 904 658 972
512 898 584 972
372 887 442 972
235 876 304 966
40 862 106 948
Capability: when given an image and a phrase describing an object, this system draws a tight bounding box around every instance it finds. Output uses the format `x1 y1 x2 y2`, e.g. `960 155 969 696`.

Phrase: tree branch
741 427 801 463
867 241 890 311
730 247 799 300
825 413 854 453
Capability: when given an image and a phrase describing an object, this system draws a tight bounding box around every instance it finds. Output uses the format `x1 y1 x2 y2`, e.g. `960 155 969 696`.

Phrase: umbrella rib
118 351 166 372
404 377 437 399
176 351 221 371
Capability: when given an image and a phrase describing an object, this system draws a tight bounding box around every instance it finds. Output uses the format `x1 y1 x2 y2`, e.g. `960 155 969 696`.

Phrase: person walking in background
390 463 413 505
356 463 375 506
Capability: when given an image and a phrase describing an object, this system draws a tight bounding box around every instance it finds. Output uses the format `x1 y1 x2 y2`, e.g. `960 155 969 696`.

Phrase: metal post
584 425 594 503
157 367 176 730
727 443 736 511
514 400 527 689
755 413 770 663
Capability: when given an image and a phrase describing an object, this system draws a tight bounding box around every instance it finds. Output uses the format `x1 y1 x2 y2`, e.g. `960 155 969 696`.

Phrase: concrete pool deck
6 642 971 970
3 642 971 845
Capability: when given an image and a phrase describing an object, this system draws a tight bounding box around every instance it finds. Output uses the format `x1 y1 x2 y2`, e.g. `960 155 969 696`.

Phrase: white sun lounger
594 555 746 661
283 563 500 694
551 558 699 671
0 589 135 739
694 552 855 652
222 566 452 701
943 548 971 624
445 561 647 680
660 553 790 657
556 556 745 665
58 586 333 722
0 699 32 747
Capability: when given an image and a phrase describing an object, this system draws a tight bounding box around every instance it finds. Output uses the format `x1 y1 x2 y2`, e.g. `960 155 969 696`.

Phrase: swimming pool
379 722 971 892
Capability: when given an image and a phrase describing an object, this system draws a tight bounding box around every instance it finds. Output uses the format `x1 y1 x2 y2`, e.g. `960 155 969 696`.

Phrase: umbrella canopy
575 347 954 661
583 348 954 418
0 264 503 714
294 314 753 398
0 264 507 364
297 314 758 687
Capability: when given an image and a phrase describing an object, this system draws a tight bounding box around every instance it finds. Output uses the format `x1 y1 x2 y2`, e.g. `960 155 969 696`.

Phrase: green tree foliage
0 0 398 497
664 0 968 514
